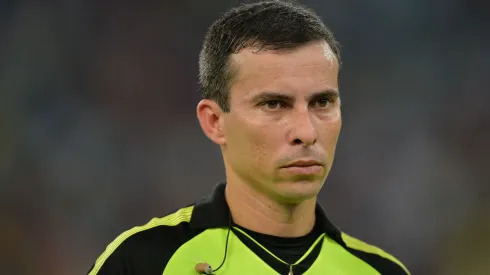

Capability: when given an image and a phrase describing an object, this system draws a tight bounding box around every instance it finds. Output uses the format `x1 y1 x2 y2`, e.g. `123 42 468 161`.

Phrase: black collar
190 182 345 246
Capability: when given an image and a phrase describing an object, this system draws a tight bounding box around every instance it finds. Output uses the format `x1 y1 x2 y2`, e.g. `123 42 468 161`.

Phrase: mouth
282 159 323 168
281 159 324 175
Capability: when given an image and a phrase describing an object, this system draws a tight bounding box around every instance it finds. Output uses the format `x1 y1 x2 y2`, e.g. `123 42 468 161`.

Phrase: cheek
250 128 276 163
324 119 342 151
317 113 341 142
228 116 280 165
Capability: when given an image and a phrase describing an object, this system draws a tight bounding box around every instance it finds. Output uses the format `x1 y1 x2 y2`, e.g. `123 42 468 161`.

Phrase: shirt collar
190 182 345 245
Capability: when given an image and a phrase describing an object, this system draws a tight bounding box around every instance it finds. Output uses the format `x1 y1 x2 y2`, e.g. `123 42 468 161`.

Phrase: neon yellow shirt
88 183 410 275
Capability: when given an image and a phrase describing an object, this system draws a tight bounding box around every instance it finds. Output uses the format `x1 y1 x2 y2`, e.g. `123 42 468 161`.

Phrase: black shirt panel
232 220 324 275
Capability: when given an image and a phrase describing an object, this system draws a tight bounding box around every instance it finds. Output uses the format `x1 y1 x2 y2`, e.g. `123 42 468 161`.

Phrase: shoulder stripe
88 205 194 275
341 232 410 274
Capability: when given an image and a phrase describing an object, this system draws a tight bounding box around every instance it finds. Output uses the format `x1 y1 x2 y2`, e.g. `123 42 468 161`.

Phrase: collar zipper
288 265 293 275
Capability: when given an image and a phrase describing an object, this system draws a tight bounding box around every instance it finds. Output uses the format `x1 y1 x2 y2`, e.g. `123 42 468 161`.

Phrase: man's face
221 41 341 203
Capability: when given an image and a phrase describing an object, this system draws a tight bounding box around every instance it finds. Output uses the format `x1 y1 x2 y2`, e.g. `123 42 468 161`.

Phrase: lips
283 159 323 168
281 159 324 175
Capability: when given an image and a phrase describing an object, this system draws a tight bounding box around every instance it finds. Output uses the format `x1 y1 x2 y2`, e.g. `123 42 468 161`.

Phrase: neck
224 180 317 237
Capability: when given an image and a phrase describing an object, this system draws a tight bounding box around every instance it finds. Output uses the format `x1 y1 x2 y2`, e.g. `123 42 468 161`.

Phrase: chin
275 179 324 203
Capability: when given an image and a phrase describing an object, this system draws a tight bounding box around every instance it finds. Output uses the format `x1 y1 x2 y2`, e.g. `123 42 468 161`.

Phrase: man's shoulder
88 205 199 275
338 231 411 275
111 205 196 251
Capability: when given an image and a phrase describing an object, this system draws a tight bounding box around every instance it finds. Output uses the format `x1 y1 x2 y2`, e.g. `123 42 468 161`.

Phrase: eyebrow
250 89 339 104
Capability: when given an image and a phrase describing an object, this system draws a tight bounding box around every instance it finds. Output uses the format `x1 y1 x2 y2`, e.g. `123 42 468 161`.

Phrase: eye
311 98 332 109
262 100 285 110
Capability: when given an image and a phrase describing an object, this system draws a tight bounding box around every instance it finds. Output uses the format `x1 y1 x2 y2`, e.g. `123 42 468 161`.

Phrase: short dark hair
199 0 341 112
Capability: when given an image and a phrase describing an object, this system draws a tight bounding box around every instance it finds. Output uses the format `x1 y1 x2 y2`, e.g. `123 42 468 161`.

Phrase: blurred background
1 0 489 274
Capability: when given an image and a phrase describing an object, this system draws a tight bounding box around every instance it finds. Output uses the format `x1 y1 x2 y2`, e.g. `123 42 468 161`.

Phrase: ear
196 99 226 145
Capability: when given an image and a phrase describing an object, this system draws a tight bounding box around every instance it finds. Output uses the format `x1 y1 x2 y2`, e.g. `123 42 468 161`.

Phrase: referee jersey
87 183 410 275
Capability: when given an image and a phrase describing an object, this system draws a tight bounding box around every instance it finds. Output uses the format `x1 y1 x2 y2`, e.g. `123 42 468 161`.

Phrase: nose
288 110 318 147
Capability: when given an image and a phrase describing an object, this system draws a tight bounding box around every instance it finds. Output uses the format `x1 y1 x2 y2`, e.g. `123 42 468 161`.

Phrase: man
87 1 410 274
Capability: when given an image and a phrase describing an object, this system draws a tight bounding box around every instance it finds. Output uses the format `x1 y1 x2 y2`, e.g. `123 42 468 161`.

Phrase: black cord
212 214 232 273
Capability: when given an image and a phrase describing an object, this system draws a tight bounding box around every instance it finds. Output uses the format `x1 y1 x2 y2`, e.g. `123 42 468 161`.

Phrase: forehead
229 41 339 96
